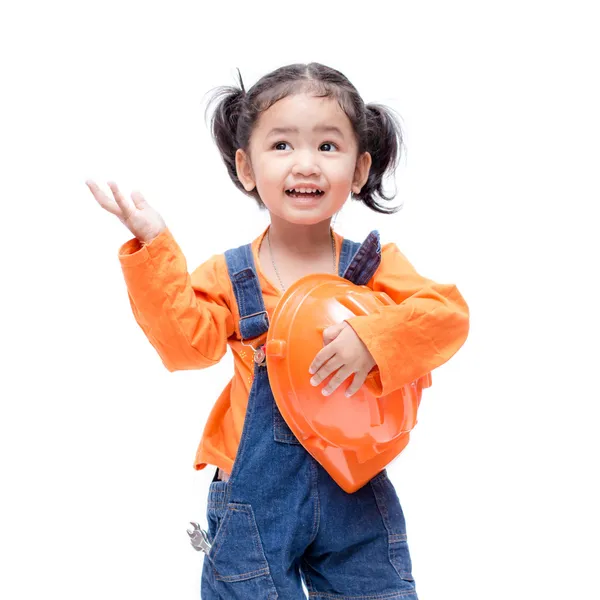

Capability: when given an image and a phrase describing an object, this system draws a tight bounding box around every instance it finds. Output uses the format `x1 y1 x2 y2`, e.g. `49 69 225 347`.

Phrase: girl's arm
118 228 234 371
345 242 470 396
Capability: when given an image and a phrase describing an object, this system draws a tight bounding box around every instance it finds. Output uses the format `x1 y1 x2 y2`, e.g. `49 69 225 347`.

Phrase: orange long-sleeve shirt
118 225 470 475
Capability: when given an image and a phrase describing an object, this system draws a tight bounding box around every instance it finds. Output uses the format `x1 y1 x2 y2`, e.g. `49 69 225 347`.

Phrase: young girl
86 62 469 599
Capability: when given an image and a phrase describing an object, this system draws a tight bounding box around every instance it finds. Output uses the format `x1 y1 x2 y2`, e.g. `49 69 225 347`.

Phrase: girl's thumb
131 190 147 209
322 322 346 345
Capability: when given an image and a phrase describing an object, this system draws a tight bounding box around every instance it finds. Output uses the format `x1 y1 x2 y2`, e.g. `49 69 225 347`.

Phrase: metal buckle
239 311 268 366
238 310 268 322
240 338 266 365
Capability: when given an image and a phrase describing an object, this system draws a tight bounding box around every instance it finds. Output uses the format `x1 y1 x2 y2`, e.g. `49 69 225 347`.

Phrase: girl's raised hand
85 180 166 244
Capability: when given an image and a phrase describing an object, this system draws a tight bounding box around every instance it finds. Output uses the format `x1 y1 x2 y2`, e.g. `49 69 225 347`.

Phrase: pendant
254 345 266 365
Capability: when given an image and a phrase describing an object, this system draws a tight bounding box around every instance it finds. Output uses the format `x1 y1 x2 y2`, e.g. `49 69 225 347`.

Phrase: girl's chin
274 208 333 226
262 192 345 222
284 192 326 209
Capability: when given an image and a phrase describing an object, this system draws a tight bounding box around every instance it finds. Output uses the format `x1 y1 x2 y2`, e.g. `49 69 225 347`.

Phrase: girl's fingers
86 180 122 217
107 181 135 222
344 370 368 397
322 365 355 396
310 354 344 387
308 343 336 375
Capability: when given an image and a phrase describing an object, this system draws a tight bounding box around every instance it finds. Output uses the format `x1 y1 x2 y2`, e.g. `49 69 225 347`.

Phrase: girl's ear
235 149 256 192
352 152 372 194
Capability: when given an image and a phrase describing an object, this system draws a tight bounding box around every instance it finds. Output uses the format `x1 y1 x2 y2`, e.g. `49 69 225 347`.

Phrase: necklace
267 226 337 292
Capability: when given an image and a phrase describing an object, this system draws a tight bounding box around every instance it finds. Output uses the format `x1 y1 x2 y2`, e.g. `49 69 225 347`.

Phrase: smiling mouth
285 189 325 198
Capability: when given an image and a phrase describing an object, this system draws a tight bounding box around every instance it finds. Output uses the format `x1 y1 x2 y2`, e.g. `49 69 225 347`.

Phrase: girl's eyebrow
266 125 345 138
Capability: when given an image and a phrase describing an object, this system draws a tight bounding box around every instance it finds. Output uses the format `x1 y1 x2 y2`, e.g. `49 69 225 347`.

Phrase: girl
86 62 469 599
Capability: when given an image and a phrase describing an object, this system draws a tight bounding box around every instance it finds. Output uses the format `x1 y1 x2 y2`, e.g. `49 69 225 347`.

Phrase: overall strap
338 238 361 276
339 230 382 285
224 244 269 341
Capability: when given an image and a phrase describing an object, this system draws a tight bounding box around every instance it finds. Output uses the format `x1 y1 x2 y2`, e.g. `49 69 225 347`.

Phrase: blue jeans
200 230 418 599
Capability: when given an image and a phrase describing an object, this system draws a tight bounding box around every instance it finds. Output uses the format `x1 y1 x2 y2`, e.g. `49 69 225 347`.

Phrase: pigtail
203 68 247 193
356 103 406 214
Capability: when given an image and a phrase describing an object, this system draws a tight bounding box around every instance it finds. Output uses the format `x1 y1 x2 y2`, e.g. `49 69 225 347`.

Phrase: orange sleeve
117 227 235 372
345 242 470 396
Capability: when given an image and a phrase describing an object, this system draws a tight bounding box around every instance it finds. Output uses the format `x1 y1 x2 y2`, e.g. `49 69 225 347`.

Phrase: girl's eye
272 142 338 151
320 142 338 152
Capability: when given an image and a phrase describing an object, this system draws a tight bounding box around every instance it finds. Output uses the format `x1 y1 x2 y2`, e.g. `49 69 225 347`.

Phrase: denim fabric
342 230 382 285
201 231 418 599
224 243 270 340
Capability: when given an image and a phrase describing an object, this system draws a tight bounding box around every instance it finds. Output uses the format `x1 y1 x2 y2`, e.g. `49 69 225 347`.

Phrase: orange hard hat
265 273 432 493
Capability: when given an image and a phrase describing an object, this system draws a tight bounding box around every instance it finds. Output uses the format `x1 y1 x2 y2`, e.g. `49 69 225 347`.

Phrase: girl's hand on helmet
308 321 377 397
85 180 166 244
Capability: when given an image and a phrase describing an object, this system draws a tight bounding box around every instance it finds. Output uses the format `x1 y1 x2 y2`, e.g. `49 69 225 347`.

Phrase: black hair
203 62 405 214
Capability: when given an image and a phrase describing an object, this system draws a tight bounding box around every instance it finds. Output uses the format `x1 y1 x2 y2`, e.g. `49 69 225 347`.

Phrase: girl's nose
291 152 321 177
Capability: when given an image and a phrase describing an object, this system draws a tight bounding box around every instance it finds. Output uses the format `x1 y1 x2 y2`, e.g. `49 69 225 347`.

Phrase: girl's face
235 92 371 226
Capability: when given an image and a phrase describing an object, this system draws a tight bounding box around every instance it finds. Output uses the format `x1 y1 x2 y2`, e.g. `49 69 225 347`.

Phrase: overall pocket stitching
370 475 414 582
229 504 267 567
208 502 273 583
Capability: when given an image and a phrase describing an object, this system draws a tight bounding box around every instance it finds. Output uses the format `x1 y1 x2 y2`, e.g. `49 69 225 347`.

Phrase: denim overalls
200 231 418 600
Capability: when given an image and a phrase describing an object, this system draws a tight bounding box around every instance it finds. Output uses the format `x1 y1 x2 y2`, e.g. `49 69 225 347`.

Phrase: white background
1 1 598 598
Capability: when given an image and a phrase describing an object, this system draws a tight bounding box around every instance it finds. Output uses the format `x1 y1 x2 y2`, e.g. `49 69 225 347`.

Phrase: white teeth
288 188 321 194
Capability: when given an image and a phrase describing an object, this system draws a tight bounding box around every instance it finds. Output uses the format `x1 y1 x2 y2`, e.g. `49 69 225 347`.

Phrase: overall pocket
206 480 228 545
369 470 415 583
205 490 278 596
